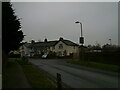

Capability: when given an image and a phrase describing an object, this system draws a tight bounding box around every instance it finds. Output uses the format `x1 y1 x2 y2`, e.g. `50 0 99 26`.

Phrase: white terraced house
20 37 80 58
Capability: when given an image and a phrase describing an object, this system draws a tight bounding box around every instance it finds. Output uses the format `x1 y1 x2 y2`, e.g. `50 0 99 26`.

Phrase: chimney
59 37 63 41
31 40 35 43
44 38 47 42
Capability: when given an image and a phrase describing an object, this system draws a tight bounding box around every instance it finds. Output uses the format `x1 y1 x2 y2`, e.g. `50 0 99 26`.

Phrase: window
59 44 63 49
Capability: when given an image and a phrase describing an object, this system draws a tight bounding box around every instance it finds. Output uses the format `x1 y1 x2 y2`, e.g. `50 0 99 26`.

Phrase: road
29 59 118 88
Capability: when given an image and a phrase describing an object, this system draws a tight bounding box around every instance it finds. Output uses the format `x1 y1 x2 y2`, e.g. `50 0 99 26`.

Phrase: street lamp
75 21 84 46
75 21 84 60
75 21 83 36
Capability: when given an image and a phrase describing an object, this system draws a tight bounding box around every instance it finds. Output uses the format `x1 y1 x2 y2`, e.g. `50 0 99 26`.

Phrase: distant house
32 37 79 58
19 42 34 57
54 37 79 57
20 37 80 58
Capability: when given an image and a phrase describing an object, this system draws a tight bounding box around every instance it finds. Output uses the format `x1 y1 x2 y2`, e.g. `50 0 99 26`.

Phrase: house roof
23 43 33 48
24 43 31 47
22 38 79 48
33 38 79 47
33 41 58 47
61 40 79 46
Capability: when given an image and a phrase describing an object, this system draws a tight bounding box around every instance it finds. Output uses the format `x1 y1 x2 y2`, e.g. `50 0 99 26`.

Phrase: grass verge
17 59 56 88
3 59 18 88
66 60 119 72
3 58 31 88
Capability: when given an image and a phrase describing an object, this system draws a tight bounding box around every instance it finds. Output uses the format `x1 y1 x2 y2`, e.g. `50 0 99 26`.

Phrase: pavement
29 59 119 88
2 60 31 88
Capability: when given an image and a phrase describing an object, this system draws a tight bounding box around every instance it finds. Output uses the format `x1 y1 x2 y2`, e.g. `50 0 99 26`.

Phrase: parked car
42 54 48 59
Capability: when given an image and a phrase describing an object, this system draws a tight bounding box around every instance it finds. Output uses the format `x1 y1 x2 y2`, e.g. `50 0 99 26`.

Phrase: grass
2 59 17 88
16 58 31 65
66 60 119 72
2 58 29 88
16 59 56 88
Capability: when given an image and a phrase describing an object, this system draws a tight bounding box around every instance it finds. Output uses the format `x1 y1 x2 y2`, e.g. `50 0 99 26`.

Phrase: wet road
29 59 118 88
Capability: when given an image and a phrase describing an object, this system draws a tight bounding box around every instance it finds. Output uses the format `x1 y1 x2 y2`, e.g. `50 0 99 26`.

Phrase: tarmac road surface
29 59 118 88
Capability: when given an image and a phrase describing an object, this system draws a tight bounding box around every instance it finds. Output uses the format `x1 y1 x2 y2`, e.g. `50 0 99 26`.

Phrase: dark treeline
84 44 120 65
2 2 24 67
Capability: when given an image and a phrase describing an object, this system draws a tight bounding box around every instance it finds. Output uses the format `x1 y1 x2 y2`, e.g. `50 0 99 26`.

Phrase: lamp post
75 21 84 60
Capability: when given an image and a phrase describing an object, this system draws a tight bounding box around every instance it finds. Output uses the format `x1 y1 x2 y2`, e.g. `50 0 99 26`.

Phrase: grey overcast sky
12 2 118 46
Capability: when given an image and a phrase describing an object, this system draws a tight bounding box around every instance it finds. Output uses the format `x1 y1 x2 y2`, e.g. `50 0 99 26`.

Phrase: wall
54 41 79 57
54 41 67 55
20 45 31 57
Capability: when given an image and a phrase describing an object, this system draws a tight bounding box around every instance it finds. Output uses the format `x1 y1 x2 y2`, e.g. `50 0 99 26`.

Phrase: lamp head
75 21 80 23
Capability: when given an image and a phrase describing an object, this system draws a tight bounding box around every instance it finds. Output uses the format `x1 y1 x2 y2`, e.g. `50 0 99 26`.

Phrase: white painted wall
53 41 79 56
19 45 31 57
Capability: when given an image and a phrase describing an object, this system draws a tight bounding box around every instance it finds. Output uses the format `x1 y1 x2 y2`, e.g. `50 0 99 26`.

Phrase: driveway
29 59 118 88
